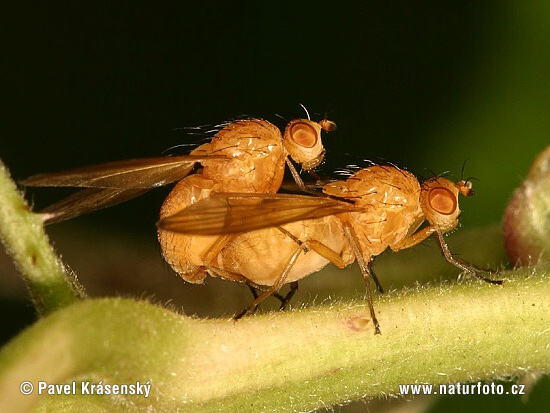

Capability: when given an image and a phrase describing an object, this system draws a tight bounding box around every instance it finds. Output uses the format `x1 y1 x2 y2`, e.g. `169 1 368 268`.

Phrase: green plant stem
0 270 547 412
0 160 83 315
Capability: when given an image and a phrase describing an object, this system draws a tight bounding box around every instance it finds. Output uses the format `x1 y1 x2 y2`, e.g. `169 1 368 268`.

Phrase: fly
159 164 502 334
22 116 336 223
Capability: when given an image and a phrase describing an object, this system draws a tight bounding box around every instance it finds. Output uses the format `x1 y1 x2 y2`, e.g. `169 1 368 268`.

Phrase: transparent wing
22 154 225 223
21 155 221 189
158 193 358 235
40 188 149 224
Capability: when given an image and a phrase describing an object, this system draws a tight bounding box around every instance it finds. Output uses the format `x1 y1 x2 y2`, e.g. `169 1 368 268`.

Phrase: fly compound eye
429 187 457 215
289 121 318 148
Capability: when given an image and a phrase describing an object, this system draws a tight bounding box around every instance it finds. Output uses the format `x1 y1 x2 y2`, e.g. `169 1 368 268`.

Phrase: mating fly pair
22 115 501 334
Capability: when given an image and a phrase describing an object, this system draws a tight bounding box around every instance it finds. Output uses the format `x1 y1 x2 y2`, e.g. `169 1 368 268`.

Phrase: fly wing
22 155 226 223
158 193 358 235
21 155 222 189
40 188 149 224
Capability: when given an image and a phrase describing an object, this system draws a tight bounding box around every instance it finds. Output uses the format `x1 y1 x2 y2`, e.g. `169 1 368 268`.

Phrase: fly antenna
457 160 477 196
319 108 337 132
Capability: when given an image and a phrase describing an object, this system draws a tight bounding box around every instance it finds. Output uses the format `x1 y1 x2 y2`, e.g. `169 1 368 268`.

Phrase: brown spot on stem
346 315 371 332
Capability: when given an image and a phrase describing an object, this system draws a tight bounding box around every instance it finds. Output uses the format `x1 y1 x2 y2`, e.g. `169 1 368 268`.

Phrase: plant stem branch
0 270 547 412
0 160 83 315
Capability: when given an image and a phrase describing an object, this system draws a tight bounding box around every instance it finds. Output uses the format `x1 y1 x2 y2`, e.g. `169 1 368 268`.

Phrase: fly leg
370 265 384 294
279 223 357 310
203 234 277 312
207 267 265 316
237 225 358 318
207 266 261 284
342 222 381 335
285 158 321 196
234 244 304 320
433 231 503 285
245 284 263 315
244 282 298 311
202 234 235 265
234 226 306 311
279 224 380 334
392 226 502 285
210 259 298 313
276 226 350 268
391 226 436 251
247 283 260 300
276 281 299 310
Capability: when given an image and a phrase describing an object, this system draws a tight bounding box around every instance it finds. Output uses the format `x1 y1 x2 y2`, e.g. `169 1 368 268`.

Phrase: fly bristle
359 159 379 167
166 117 259 154
333 168 356 177
162 142 201 155
173 123 226 135
298 103 311 120
333 162 369 177
427 169 450 179
273 113 288 123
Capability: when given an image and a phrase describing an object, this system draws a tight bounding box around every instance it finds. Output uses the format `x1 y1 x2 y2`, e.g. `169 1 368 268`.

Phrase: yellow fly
159 164 502 334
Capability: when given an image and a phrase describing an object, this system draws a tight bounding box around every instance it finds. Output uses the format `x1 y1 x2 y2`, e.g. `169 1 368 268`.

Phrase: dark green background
1 2 549 412
3 1 549 232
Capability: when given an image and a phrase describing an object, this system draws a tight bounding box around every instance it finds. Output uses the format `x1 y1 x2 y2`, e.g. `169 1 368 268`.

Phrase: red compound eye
289 121 317 148
429 187 457 215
